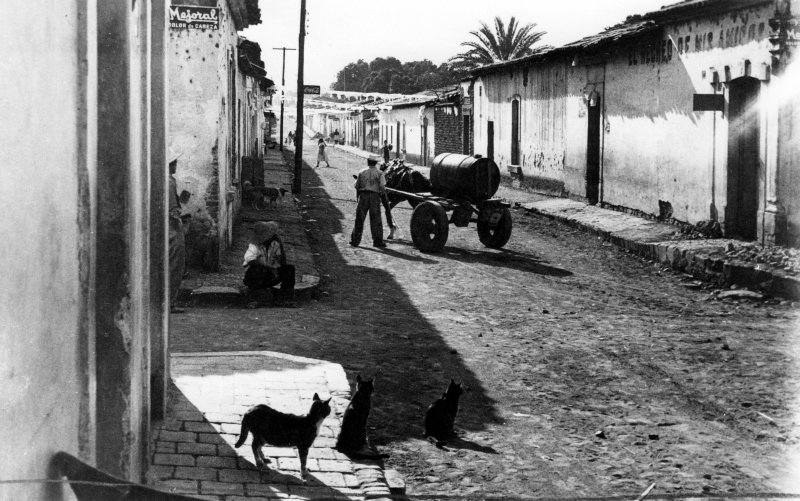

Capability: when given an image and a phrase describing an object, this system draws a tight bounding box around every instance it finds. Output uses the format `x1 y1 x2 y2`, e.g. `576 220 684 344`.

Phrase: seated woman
243 221 296 308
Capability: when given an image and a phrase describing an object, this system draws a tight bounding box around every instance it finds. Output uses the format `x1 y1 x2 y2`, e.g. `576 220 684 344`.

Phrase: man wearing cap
243 221 296 308
168 150 186 313
350 155 387 248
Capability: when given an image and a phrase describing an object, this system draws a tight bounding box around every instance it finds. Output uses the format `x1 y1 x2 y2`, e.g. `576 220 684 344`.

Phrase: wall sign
693 94 725 112
170 5 220 30
303 85 321 95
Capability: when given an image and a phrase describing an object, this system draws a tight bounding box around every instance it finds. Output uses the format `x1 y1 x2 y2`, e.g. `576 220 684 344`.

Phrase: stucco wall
474 65 568 193
169 0 242 268
602 5 774 225
0 2 91 497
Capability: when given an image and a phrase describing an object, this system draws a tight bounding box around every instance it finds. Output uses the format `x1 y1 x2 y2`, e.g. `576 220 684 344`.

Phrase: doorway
586 96 601 205
396 121 400 158
511 99 520 165
487 120 494 162
726 77 760 239
422 117 429 166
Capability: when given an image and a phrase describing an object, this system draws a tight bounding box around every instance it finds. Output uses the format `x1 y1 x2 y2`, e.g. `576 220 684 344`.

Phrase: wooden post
293 0 306 194
273 46 296 153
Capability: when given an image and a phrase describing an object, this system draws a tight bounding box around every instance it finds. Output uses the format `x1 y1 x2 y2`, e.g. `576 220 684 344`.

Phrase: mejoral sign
170 6 220 30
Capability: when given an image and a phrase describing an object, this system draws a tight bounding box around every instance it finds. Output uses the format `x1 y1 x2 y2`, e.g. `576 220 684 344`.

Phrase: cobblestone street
171 141 800 499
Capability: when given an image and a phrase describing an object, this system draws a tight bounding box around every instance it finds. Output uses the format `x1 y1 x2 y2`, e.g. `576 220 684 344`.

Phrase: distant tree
331 57 464 94
332 59 370 92
449 16 550 71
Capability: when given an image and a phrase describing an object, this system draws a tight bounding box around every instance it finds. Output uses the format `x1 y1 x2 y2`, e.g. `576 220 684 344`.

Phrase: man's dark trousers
350 191 384 246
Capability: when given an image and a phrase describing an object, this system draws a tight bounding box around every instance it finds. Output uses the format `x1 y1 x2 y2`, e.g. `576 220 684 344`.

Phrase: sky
242 0 671 92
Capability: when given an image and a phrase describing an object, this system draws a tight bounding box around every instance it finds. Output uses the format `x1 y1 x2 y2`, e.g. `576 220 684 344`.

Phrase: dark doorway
726 77 760 239
422 117 429 166
511 99 520 165
586 96 601 205
487 120 494 162
396 121 400 158
463 115 470 154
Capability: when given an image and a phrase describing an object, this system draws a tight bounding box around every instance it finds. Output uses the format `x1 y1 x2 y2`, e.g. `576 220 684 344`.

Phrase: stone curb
187 273 321 307
521 202 800 300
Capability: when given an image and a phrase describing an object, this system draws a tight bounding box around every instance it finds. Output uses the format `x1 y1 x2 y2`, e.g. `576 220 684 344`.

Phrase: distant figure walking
316 138 332 168
382 140 392 163
286 131 295 145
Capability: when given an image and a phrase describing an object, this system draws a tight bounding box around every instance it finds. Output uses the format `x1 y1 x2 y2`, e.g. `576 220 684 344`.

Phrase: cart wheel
478 207 512 248
411 201 449 253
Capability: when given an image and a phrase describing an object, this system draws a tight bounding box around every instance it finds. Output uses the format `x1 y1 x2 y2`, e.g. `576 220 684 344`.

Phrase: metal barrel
429 153 501 201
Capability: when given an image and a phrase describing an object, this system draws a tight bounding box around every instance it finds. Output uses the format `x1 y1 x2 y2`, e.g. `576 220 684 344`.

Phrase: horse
382 159 432 210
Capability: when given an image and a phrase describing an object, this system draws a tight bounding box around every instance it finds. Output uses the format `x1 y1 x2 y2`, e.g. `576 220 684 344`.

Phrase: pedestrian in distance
350 155 387 248
382 140 392 163
168 149 186 314
243 221 297 308
315 137 332 168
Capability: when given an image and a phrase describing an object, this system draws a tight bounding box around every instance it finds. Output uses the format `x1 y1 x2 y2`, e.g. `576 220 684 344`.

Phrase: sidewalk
521 198 800 300
148 351 397 501
180 147 320 306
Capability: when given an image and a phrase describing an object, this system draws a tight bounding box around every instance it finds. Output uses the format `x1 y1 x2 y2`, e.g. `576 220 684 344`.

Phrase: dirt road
173 140 800 499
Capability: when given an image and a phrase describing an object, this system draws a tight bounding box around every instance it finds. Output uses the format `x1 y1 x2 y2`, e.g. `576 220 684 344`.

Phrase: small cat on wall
235 393 331 481
424 379 465 448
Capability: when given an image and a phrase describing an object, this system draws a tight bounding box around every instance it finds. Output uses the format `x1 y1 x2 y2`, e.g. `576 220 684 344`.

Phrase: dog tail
234 415 249 448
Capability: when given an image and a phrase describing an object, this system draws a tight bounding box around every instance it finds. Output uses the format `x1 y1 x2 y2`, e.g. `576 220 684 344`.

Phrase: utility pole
272 46 296 152
293 0 306 194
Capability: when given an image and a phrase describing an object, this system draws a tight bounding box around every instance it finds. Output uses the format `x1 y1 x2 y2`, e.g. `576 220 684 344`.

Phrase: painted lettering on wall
169 5 220 30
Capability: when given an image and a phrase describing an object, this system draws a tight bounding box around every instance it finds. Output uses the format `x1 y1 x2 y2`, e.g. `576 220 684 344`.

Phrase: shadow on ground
170 145 505 453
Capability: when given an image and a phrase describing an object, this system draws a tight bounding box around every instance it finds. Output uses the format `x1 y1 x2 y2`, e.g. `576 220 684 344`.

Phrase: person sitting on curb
243 221 296 308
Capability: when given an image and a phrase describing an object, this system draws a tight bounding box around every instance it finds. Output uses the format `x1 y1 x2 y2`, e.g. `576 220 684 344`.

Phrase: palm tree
449 17 549 71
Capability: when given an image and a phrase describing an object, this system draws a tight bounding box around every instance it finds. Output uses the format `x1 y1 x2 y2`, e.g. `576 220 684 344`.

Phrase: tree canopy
448 17 549 71
331 57 462 94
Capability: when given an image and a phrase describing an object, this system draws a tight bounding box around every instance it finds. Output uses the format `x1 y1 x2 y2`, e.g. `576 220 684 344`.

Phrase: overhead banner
169 5 220 30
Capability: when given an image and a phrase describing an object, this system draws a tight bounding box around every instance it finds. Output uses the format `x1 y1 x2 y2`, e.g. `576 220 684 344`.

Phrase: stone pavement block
316 459 353 473
159 430 198 442
160 419 185 431
153 479 198 493
197 432 227 445
278 457 318 471
218 467 265 483
312 437 337 449
155 441 176 453
185 421 220 433
262 446 298 457
146 464 175 481
174 466 218 480
177 442 217 455
197 455 238 469
154 453 195 466
200 480 246 496
172 410 206 421
217 446 239 457
307 471 346 488
342 474 361 489
307 447 337 460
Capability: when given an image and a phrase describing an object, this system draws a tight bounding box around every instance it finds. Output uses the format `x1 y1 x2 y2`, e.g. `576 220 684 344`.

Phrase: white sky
242 0 671 91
